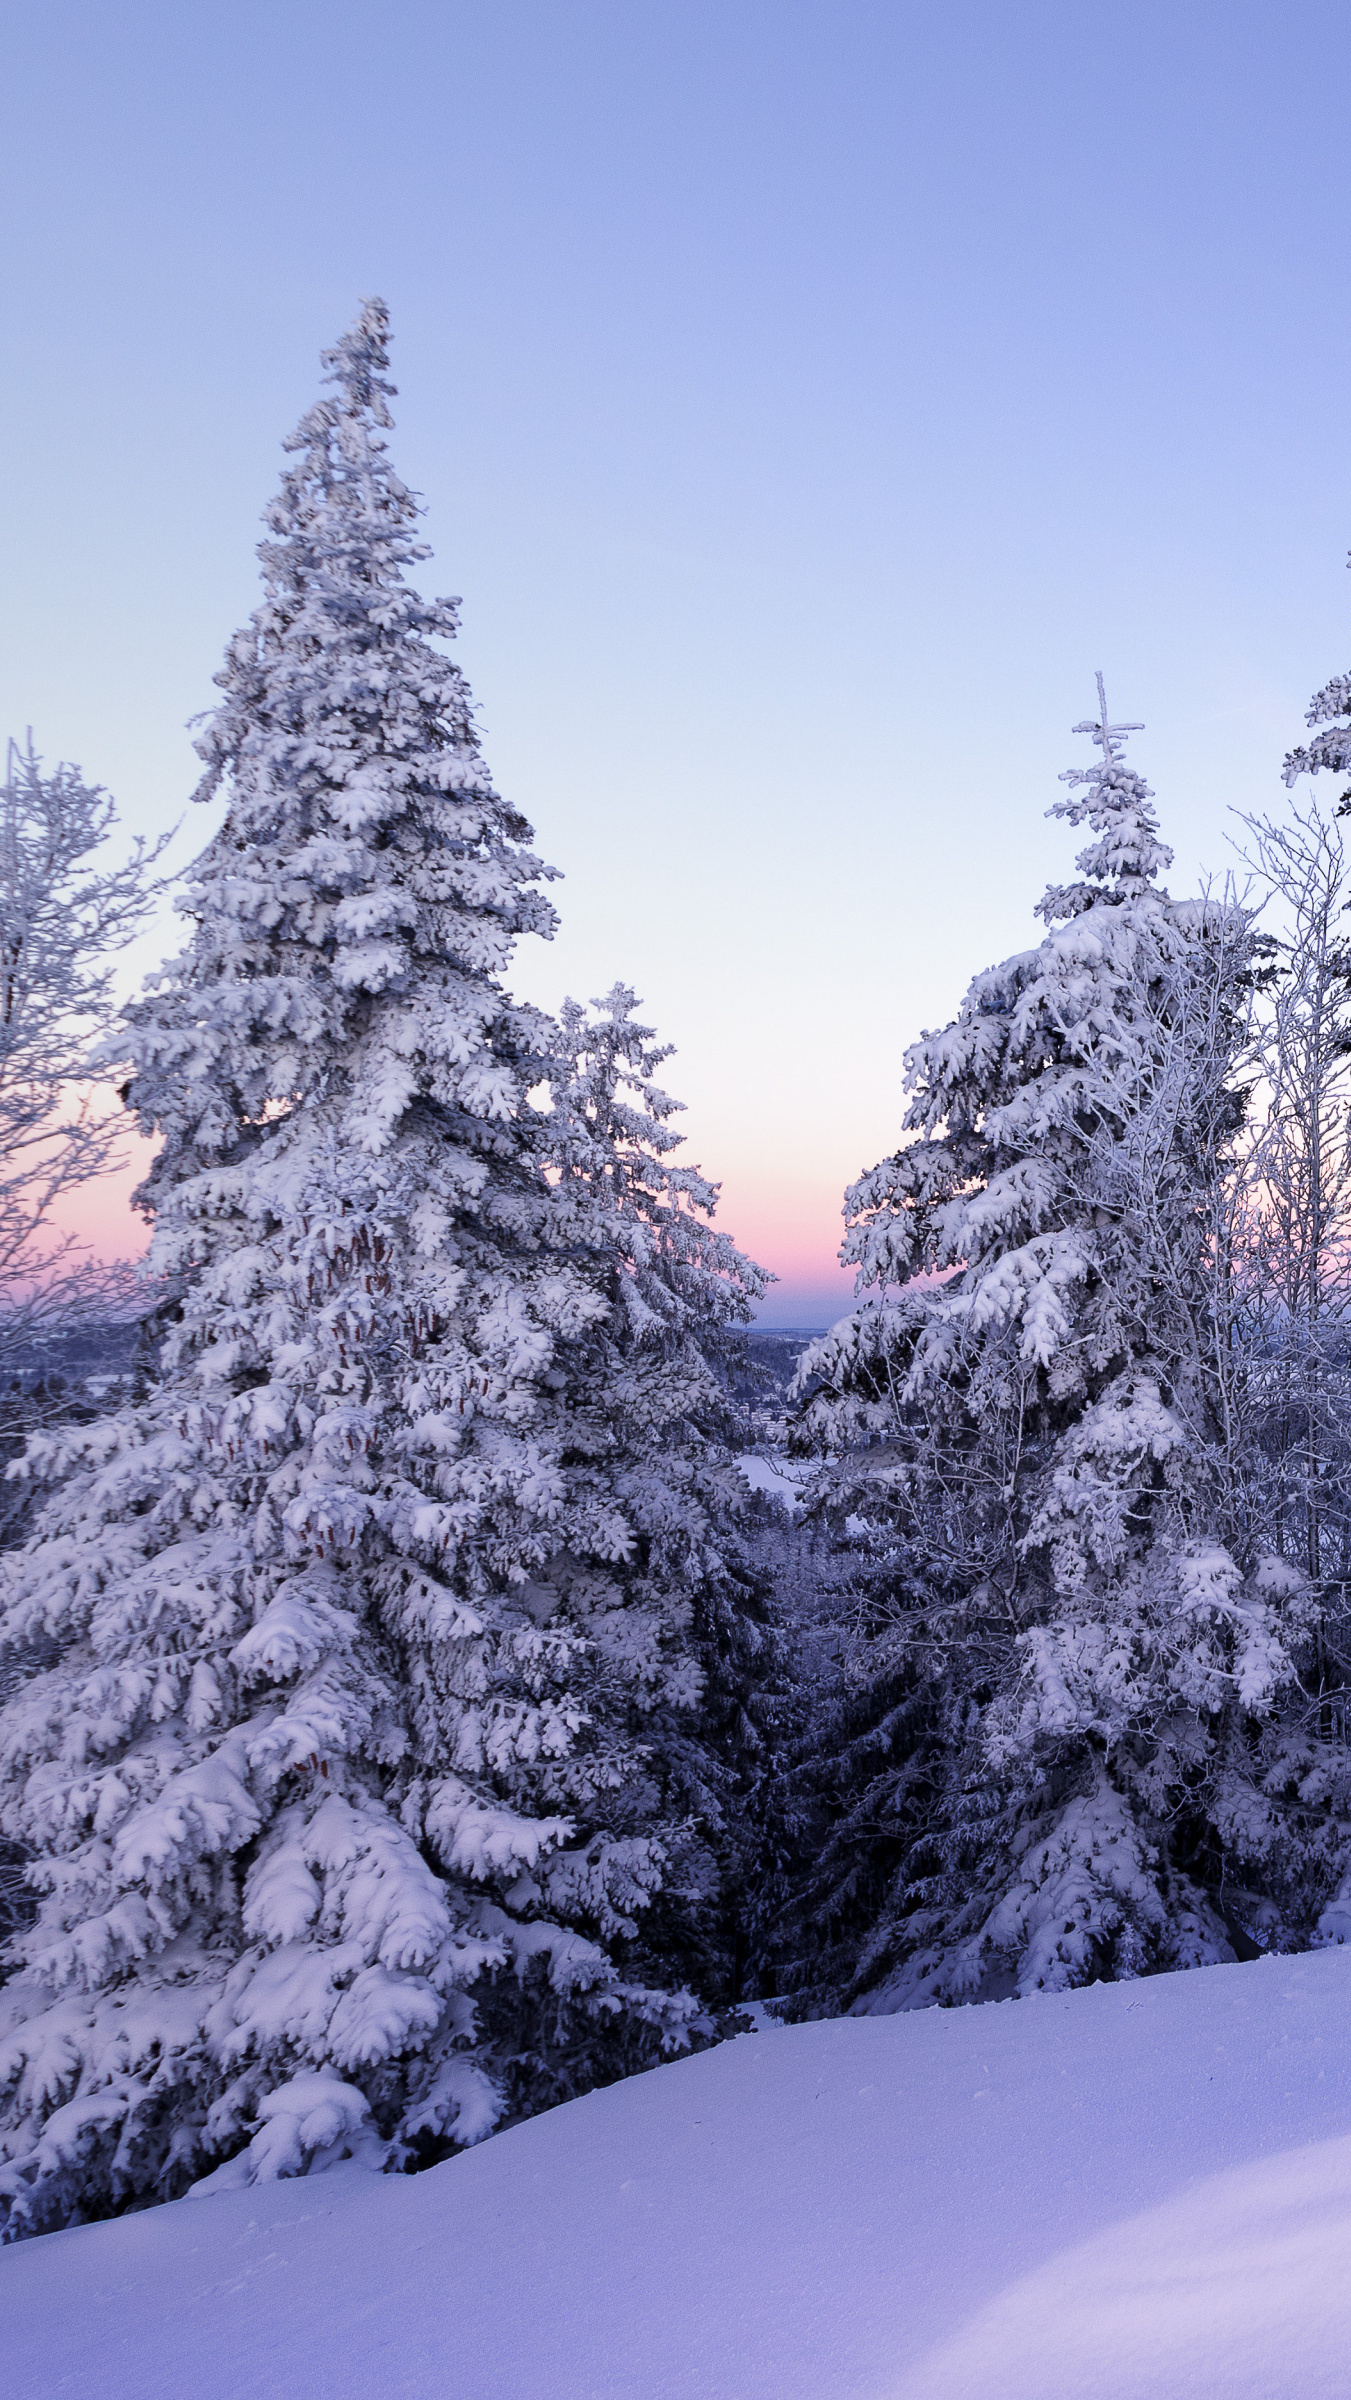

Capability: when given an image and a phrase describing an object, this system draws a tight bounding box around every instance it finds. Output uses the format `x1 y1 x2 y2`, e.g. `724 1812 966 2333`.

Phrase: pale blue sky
4 2 1350 1322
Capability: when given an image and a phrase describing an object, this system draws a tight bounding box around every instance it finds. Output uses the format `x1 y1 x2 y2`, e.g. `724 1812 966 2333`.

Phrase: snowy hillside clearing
8 1948 1351 2398
736 1449 810 1508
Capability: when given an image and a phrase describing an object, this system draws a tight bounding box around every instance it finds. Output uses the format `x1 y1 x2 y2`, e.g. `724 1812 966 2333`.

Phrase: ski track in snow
8 1947 1351 2398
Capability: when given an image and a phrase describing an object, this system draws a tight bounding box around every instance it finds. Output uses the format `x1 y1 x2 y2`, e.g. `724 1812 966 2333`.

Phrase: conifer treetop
1282 559 1351 789
129 297 557 1179
840 680 1206 1303
1040 671 1173 916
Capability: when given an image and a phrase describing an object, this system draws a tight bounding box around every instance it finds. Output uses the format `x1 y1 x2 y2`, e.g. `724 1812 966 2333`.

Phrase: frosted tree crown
1040 671 1174 916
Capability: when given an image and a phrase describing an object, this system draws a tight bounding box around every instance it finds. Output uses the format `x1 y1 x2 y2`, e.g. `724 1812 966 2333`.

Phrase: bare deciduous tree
0 735 170 1373
1235 799 1351 1724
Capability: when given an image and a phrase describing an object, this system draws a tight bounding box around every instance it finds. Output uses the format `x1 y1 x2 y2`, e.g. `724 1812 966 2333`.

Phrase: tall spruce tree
0 304 759 2237
777 685 1312 2011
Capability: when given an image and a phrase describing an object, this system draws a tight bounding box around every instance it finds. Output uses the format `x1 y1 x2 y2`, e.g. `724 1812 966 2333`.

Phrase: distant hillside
0 1316 141 1384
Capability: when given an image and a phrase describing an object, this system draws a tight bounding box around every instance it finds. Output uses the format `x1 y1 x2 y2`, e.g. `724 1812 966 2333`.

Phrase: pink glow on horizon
50 1138 156 1263
711 1171 853 1269
707 1173 858 1327
47 1144 858 1324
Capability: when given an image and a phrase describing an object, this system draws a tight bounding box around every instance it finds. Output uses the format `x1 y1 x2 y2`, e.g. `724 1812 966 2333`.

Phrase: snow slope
736 1449 811 1507
8 1950 1351 2399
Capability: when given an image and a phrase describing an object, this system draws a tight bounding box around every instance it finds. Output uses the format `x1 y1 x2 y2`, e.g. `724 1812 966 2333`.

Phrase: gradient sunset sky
5 2 1351 1323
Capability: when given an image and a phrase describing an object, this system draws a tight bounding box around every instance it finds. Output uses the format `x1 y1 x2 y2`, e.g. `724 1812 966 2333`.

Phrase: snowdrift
8 1949 1351 2399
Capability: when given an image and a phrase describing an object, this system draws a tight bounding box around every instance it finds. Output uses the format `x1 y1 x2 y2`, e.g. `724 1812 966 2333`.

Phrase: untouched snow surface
8 1950 1351 2398
736 1450 809 1508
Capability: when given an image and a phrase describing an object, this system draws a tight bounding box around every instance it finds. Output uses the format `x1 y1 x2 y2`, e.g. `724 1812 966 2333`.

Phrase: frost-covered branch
0 738 169 1370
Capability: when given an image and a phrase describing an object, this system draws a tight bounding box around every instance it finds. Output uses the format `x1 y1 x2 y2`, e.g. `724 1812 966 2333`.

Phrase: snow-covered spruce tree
779 683 1315 2012
0 303 744 2237
543 986 782 2000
